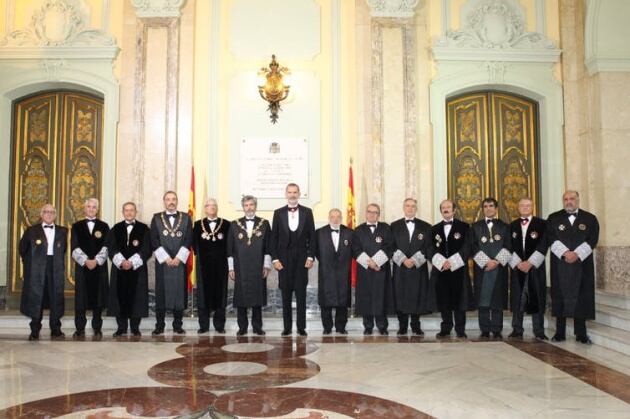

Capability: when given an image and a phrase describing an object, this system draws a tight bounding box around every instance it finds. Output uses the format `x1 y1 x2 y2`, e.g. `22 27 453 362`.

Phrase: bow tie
486 219 496 224
288 206 298 213
331 229 339 233
43 225 54 229
405 219 414 224
367 224 376 227
86 219 95 222
520 218 529 225
126 221 135 226
245 218 255 222
207 218 218 222
443 221 453 225
566 211 577 216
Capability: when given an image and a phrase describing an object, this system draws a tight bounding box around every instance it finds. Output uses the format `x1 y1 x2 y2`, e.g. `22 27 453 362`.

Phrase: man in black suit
391 198 434 335
430 199 474 338
271 183 316 337
548 190 599 344
71 198 109 339
508 198 548 340
314 208 353 335
19 204 67 340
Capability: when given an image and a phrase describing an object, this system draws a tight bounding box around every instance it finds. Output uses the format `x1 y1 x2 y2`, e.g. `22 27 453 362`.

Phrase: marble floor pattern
0 331 629 418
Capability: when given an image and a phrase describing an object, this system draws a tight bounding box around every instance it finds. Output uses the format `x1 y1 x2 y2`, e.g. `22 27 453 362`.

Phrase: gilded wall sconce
258 55 290 124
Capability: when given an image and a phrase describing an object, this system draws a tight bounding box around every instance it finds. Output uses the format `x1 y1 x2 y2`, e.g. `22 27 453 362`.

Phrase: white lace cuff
175 247 190 263
551 240 570 259
95 246 108 265
448 253 465 271
411 251 426 268
112 252 125 269
509 253 522 269
264 255 272 270
574 242 593 261
129 253 143 270
392 250 406 267
528 251 546 268
474 251 490 268
154 247 169 264
496 248 512 266
432 253 446 271
372 250 389 267
71 248 88 266
356 252 370 269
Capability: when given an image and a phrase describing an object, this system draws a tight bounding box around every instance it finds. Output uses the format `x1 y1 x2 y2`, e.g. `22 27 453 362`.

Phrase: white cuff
509 253 522 269
272 259 280 264
112 252 125 269
551 240 570 259
574 242 593 261
175 247 190 263
411 251 426 268
528 251 546 268
496 248 512 266
228 256 234 271
473 251 490 269
372 250 389 267
264 255 272 270
154 247 169 264
448 253 465 271
431 253 446 271
95 246 108 265
129 253 143 270
392 250 406 266
71 248 88 266
306 257 314 262
356 252 370 269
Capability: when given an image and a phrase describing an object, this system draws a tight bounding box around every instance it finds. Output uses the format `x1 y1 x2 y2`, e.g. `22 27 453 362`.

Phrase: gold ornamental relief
456 108 477 143
455 157 483 224
503 109 523 145
75 109 93 143
28 108 49 144
21 157 50 225
501 158 529 220
68 158 97 221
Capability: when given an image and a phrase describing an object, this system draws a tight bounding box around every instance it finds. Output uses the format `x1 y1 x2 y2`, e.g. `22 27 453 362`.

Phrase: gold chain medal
161 212 184 238
201 218 224 241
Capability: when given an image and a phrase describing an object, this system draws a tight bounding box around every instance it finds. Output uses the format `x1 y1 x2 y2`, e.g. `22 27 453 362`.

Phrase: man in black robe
314 208 353 335
391 198 434 336
227 195 272 336
107 202 150 337
548 190 599 344
150 191 194 335
71 198 109 338
271 183 316 337
352 203 394 335
508 198 548 340
19 204 67 340
431 199 474 338
193 198 230 334
471 197 511 339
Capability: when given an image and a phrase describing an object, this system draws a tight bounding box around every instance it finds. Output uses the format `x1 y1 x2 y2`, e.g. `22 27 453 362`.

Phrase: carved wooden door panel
447 91 539 224
9 91 103 294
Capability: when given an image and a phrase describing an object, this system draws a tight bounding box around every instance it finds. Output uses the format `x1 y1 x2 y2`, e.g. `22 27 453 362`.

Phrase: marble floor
1 325 630 418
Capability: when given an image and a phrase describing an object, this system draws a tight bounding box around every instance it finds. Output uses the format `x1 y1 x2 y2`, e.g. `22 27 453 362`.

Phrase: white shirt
43 224 55 255
287 205 299 232
568 210 578 225
485 217 494 232
443 219 453 239
245 217 255 235
330 225 340 251
520 216 532 251
367 222 378 233
166 211 177 226
405 218 415 241
86 218 95 234
208 217 218 230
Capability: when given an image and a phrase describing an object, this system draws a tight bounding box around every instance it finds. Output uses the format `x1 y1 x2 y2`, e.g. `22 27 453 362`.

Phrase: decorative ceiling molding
131 0 187 18
366 0 420 18
433 0 560 63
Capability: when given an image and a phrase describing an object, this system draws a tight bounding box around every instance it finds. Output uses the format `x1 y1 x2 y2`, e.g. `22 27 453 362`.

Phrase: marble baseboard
596 246 630 296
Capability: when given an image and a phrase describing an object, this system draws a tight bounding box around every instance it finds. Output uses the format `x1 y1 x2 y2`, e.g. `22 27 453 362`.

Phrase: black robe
71 219 109 311
107 221 150 318
150 211 194 311
227 217 272 308
352 222 395 316
547 209 599 319
391 218 435 314
193 218 230 311
19 224 67 319
314 225 353 308
430 219 474 312
509 216 548 315
471 219 511 310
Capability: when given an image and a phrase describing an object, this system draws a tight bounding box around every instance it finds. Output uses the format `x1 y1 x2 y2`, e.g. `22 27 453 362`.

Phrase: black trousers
440 310 466 335
512 310 545 336
198 307 226 331
155 309 183 330
321 306 348 332
556 316 587 338
363 315 388 332
116 316 141 333
75 307 103 332
479 308 503 333
237 306 262 331
282 285 307 331
397 312 421 332
30 256 62 335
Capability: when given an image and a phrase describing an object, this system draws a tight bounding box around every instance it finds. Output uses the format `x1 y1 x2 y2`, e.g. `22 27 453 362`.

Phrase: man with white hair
71 198 109 338
19 204 68 340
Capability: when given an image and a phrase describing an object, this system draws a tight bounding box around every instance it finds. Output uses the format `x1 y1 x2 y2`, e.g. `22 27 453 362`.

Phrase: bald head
563 190 580 212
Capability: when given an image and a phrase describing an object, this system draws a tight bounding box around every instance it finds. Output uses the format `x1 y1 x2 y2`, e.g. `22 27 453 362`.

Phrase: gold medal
35 239 42 245
494 234 501 241
481 236 487 243
163 229 169 236
375 236 382 243
453 232 461 240
94 231 102 238
132 239 140 246
512 232 518 238
530 231 538 239
238 232 244 240
201 232 210 240
217 233 224 240
559 224 566 231
176 231 183 238
170 232 176 237
417 233 423 240
578 224 586 231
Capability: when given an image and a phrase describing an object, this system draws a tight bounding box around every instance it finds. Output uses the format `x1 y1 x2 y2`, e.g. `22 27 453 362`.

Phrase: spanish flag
187 166 196 291
346 160 358 287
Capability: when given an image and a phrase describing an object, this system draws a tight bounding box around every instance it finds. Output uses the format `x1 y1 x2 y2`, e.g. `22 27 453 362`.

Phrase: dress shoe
322 329 332 335
113 330 127 337
412 329 424 336
576 335 592 345
456 332 468 339
197 328 209 334
378 329 388 336
173 327 186 335
51 330 65 339
236 329 247 336
28 333 39 341
151 328 164 336
73 330 85 338
363 328 373 335
508 331 523 338
480 332 490 338
253 329 266 336
436 331 450 338
281 330 291 337
297 329 308 337
215 328 226 334
396 329 408 336
492 332 503 340
535 334 549 341
93 330 103 339
337 329 348 335
131 330 142 337
551 334 566 342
